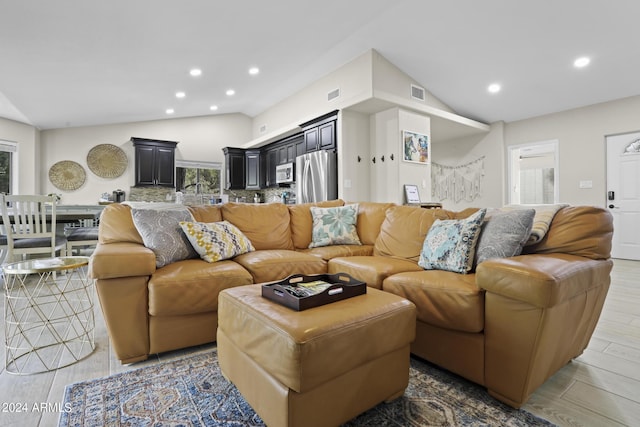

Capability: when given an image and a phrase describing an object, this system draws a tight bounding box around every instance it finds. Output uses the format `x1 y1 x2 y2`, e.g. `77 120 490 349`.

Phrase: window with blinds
0 140 17 194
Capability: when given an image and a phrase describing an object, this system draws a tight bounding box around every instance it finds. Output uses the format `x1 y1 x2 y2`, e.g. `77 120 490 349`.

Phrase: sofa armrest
477 253 613 407
89 242 156 280
476 253 613 308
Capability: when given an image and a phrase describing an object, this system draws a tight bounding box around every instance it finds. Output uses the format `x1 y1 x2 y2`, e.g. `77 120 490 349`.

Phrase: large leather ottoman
217 285 416 427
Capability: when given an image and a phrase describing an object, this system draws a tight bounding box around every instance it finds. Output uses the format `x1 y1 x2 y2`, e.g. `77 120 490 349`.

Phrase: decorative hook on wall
381 155 385 162
390 153 394 161
372 156 376 164
357 156 361 163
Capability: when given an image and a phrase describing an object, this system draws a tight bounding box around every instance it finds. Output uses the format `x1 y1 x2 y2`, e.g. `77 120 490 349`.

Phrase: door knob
608 204 618 209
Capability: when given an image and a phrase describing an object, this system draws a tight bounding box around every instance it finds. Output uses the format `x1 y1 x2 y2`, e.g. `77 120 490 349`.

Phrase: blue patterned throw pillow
418 209 487 273
309 204 362 248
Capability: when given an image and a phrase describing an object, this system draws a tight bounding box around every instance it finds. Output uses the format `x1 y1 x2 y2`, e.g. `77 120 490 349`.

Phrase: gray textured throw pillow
131 208 199 268
474 208 535 266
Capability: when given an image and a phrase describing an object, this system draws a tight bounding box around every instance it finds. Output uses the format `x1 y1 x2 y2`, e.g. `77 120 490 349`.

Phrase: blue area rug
59 349 555 426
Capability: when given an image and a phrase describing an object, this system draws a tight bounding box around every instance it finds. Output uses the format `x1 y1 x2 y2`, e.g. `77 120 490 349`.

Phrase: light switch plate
579 180 593 189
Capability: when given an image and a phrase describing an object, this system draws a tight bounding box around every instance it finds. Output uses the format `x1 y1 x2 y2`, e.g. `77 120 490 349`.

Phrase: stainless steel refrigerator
296 150 337 203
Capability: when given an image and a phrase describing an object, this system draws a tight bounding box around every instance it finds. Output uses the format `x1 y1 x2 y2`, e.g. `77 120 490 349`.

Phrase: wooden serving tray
261 273 366 311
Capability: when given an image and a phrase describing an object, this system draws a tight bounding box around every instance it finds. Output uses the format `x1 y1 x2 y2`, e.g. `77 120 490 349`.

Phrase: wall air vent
327 88 340 101
259 124 267 133
411 84 426 102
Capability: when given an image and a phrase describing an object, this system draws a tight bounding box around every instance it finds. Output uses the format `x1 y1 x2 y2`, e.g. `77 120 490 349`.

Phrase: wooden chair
0 233 7 265
65 217 100 256
0 194 67 264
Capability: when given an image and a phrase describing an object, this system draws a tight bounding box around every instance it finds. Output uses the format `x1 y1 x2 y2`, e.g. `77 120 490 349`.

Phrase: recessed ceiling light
249 67 260 75
190 68 202 77
175 91 186 98
210 105 218 111
226 89 235 96
574 57 590 68
165 108 174 115
488 83 501 93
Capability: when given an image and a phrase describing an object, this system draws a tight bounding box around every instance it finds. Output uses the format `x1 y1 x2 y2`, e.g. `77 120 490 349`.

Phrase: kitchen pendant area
222 111 337 205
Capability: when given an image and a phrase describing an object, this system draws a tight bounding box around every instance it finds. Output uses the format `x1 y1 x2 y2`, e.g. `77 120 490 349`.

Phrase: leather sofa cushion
383 271 484 333
289 200 345 249
188 205 223 223
98 203 143 245
524 206 613 260
222 202 294 250
148 259 253 316
298 244 374 261
374 206 473 262
355 202 395 245
328 256 422 289
233 249 327 283
218 285 416 393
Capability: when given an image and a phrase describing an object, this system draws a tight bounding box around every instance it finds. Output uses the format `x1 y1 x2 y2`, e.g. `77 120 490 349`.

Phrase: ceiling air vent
411 84 425 102
259 124 267 133
327 88 340 101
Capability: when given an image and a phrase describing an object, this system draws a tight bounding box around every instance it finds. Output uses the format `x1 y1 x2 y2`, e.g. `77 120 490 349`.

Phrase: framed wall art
402 130 430 164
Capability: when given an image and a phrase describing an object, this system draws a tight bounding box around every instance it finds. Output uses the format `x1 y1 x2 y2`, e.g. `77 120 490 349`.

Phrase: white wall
504 95 640 207
0 117 40 194
371 50 453 113
338 110 371 201
249 50 374 141
40 114 252 204
398 109 431 204
370 108 431 205
431 121 505 210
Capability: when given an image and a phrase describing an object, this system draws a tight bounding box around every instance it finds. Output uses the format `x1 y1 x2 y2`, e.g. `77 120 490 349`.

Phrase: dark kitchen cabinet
304 127 319 152
277 144 288 165
131 137 177 187
296 139 306 158
300 111 337 154
223 147 246 190
264 149 277 188
277 136 301 164
245 150 261 190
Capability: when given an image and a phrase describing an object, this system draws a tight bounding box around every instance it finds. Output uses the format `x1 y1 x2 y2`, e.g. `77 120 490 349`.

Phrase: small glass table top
2 256 89 275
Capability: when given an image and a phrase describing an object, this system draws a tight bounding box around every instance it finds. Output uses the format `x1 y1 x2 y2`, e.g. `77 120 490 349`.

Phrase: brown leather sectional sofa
89 200 613 408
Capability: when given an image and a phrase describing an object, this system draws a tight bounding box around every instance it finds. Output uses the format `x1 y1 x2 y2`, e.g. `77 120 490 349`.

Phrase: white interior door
606 132 640 260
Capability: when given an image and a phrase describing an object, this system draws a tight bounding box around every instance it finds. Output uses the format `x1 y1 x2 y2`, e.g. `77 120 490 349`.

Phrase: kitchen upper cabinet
264 149 277 188
245 150 261 190
223 147 246 190
260 134 303 188
131 137 177 187
277 144 288 165
304 127 319 152
301 110 337 153
296 139 306 158
280 135 302 163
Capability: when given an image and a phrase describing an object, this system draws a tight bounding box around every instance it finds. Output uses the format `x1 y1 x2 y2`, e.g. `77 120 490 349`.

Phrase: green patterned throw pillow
418 209 487 274
180 220 255 263
309 204 362 248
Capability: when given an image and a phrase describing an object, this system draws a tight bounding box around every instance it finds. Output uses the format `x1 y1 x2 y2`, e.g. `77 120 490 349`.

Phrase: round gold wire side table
2 257 95 375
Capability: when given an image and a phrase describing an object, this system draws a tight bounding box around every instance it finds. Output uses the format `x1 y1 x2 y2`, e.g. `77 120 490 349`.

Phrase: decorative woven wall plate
49 160 86 191
87 144 128 178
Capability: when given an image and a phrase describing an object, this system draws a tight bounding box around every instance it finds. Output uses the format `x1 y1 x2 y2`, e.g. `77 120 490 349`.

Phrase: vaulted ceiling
1 0 639 130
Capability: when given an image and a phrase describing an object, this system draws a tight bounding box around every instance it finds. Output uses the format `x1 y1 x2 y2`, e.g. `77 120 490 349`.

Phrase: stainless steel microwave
276 162 295 184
